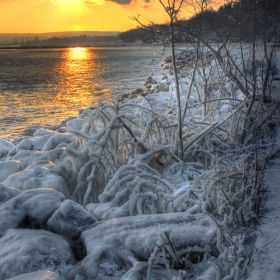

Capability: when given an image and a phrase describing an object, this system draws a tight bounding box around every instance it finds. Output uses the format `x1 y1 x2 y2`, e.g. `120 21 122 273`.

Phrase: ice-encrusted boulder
47 199 97 241
0 183 21 206
0 188 64 236
67 213 216 279
0 229 75 279
33 128 56 137
8 150 42 168
156 80 170 92
32 134 54 151
0 160 23 182
16 138 33 151
42 133 74 151
38 148 68 165
0 138 14 158
7 270 64 280
3 167 70 197
66 118 88 131
86 202 129 221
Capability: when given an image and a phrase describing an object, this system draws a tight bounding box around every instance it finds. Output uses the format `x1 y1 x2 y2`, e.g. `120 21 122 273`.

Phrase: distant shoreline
0 43 130 49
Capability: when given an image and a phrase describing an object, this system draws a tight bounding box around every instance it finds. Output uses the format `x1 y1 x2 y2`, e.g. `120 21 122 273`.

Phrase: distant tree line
118 0 280 43
13 34 119 45
118 28 157 43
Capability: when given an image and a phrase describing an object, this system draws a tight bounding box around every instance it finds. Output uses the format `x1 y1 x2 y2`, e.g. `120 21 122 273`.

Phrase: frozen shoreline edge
0 49 278 278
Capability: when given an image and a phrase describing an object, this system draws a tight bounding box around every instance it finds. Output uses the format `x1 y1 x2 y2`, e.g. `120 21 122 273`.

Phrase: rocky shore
0 48 279 280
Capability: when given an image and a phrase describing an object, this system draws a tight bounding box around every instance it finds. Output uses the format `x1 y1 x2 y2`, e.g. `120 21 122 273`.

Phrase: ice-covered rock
66 118 88 131
0 183 21 206
0 188 64 236
9 150 42 168
33 128 56 137
38 147 68 165
86 202 129 220
67 213 216 279
0 138 14 158
42 133 74 151
144 76 157 87
0 229 75 279
16 138 33 151
156 81 170 92
7 270 64 280
32 134 54 151
0 138 14 150
47 199 97 240
3 167 70 197
0 160 23 182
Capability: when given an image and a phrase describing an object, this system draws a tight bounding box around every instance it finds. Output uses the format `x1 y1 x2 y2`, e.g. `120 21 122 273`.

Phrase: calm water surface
0 46 163 140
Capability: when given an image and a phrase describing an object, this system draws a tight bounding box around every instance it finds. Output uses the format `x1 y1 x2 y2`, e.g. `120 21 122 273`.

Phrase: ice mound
0 188 64 236
86 202 129 220
42 133 74 151
3 168 70 197
32 134 55 151
0 229 75 279
7 270 64 280
0 160 23 182
16 138 33 151
0 138 14 159
47 199 97 241
7 150 42 168
67 212 216 279
0 183 21 206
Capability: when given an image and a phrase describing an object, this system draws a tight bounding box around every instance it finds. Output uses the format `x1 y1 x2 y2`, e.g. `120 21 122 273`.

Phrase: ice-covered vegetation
0 0 279 278
0 43 278 279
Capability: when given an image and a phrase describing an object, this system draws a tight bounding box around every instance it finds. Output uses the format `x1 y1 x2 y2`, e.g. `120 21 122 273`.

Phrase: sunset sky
0 0 220 33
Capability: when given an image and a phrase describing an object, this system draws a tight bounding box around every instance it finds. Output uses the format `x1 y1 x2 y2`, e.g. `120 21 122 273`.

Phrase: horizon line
0 30 123 35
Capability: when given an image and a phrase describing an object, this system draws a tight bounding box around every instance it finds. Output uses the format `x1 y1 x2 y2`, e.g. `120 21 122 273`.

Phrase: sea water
0 46 164 140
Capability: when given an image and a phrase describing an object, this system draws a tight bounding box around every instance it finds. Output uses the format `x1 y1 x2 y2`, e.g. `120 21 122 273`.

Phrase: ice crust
86 202 129 220
0 229 75 279
0 160 23 183
0 84 235 279
0 47 274 279
0 189 64 236
0 183 21 206
67 213 216 279
7 270 64 280
0 138 14 159
47 199 97 241
3 167 70 197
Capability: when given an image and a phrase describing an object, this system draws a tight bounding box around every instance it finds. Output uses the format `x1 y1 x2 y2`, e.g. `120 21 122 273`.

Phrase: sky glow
0 0 177 33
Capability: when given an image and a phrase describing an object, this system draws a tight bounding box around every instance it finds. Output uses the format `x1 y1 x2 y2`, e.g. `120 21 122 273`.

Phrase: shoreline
0 46 163 141
0 43 159 50
0 46 279 279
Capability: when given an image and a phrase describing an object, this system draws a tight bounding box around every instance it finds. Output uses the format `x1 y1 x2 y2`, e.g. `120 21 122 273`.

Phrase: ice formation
0 189 64 236
0 43 277 279
7 270 64 280
0 183 21 206
67 213 216 279
47 199 97 241
0 229 75 279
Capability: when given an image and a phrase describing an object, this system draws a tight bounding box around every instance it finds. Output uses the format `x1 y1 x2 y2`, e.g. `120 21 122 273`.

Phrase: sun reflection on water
68 47 90 60
0 46 162 139
5 48 105 139
52 47 99 120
